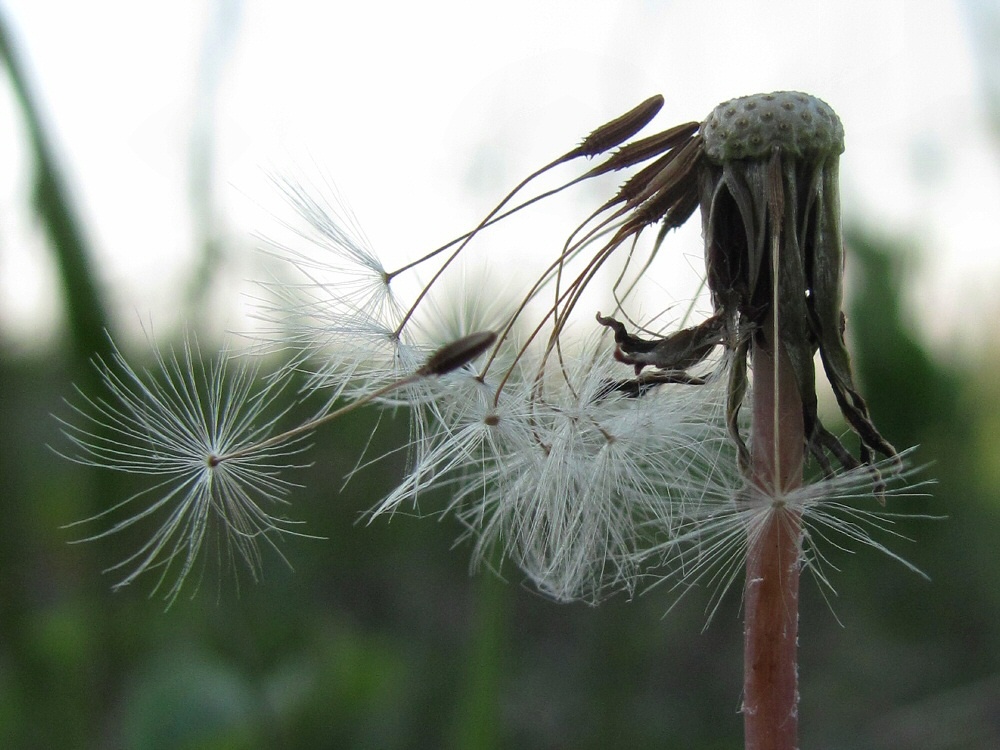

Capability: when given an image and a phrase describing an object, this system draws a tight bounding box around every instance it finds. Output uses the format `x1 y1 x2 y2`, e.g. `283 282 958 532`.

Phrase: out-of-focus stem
0 11 111 367
743 319 804 750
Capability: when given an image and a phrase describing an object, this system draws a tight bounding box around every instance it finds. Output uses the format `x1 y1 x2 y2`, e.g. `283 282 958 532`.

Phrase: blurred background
2 1 999 748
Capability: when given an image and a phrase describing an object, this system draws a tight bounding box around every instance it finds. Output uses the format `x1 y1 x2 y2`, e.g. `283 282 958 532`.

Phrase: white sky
1 0 997 357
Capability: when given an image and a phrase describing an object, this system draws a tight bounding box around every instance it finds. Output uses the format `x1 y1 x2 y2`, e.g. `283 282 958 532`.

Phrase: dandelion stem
743 315 804 750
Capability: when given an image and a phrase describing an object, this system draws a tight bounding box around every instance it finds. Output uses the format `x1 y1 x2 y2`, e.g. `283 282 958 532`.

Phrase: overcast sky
1 0 996 356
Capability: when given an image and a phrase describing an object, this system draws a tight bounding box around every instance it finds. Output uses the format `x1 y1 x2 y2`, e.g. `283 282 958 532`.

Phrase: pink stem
743 323 804 750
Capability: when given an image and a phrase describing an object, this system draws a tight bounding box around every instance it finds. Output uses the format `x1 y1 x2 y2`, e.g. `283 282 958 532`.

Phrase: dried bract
698 92 896 475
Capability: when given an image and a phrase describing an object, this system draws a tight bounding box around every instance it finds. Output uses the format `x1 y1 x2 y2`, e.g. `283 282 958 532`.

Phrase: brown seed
576 95 664 157
417 331 497 377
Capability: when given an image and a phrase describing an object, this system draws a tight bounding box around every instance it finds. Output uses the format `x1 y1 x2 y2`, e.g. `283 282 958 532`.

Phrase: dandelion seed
58 336 312 605
263 173 399 324
283 92 926 750
255 173 412 402
639 450 933 623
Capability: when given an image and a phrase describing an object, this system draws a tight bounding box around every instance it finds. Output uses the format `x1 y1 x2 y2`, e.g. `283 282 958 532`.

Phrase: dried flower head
698 91 896 478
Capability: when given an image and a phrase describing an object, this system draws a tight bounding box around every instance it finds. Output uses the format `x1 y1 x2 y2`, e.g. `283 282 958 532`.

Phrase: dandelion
695 92 898 748
287 90 919 748
236 92 920 630
60 90 928 747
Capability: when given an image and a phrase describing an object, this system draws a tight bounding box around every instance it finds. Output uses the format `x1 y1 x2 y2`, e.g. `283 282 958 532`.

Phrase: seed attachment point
701 91 844 163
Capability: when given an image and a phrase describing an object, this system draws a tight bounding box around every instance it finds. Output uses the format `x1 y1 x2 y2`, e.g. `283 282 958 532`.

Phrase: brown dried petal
596 312 725 374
